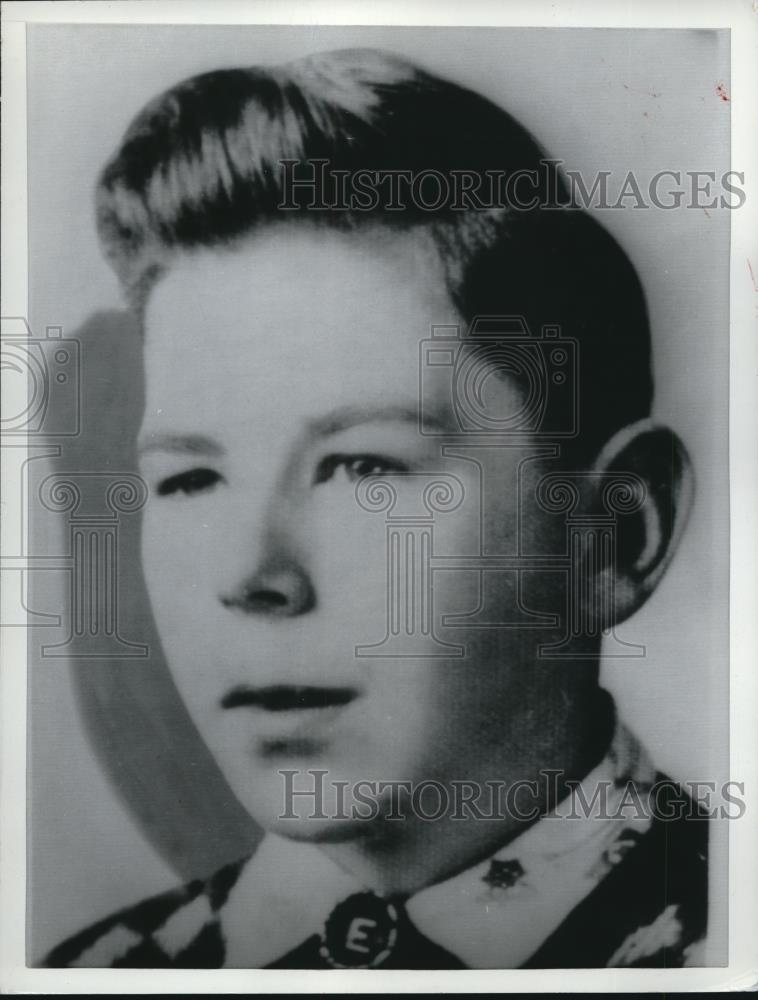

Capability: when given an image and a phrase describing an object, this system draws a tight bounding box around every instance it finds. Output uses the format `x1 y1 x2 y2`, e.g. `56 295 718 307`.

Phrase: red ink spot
703 208 711 219
748 259 757 293
716 82 730 102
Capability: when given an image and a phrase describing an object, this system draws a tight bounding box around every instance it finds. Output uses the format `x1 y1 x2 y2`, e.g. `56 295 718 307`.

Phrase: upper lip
220 684 359 712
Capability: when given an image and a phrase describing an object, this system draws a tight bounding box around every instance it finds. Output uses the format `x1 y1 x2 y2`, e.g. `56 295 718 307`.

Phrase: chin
239 774 394 844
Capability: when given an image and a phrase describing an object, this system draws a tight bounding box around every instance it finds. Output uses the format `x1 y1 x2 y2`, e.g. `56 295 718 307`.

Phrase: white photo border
2 0 756 993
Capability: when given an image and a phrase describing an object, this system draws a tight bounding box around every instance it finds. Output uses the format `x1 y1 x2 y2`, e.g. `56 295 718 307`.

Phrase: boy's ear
584 419 694 627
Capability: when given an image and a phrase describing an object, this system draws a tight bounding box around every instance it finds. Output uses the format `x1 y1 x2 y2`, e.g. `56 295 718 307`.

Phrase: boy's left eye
314 453 410 485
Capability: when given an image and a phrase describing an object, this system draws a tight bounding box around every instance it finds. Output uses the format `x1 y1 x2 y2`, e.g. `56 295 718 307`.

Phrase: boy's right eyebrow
136 433 225 457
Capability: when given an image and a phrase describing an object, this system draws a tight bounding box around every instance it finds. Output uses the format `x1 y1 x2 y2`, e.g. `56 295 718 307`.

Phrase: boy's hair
96 47 652 463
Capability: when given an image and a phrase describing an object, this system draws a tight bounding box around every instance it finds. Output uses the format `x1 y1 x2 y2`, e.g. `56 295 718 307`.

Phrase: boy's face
139 226 571 839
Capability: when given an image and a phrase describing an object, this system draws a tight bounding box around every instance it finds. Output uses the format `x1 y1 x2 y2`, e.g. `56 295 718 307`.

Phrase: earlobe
587 419 695 626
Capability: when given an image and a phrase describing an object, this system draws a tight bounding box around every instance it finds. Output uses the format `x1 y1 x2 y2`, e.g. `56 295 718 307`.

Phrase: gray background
26 24 730 961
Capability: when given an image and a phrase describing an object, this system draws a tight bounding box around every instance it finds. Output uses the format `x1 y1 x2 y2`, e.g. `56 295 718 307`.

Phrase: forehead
143 225 459 418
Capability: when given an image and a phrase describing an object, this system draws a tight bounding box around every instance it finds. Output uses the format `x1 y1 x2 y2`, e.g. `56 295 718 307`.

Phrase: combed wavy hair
96 47 652 462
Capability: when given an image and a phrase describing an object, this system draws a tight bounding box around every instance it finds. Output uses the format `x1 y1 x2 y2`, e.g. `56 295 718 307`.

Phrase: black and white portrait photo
3 3 756 992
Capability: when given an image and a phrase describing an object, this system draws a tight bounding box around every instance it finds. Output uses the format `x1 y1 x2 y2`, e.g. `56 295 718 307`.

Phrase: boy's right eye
155 467 222 497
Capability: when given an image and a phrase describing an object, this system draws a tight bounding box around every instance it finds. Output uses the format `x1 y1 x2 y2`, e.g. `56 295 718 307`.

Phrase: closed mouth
220 684 358 712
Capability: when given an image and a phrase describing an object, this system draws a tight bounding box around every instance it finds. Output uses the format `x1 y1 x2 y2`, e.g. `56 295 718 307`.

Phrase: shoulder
524 775 709 968
43 856 249 968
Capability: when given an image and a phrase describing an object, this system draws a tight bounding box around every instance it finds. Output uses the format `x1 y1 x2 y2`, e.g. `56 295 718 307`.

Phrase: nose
219 502 317 621
220 550 316 617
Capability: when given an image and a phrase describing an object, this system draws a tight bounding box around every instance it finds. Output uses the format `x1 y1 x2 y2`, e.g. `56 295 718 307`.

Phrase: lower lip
238 703 356 757
258 735 329 759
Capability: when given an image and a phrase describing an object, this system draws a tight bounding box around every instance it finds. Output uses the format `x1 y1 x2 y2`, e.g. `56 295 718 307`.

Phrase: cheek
309 497 390 614
140 509 215 653
378 661 515 780
141 500 225 583
141 512 183 603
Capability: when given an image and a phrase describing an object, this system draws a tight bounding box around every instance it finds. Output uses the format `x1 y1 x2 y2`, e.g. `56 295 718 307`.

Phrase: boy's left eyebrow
309 403 447 437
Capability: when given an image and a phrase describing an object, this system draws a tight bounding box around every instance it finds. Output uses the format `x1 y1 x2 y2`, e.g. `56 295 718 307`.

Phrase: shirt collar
219 721 656 968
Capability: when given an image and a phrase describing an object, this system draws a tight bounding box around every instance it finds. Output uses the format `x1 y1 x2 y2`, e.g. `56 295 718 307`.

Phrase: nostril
220 572 316 616
221 587 288 612
253 589 288 608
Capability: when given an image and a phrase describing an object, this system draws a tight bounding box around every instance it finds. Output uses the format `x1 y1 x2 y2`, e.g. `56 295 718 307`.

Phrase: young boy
45 47 706 969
